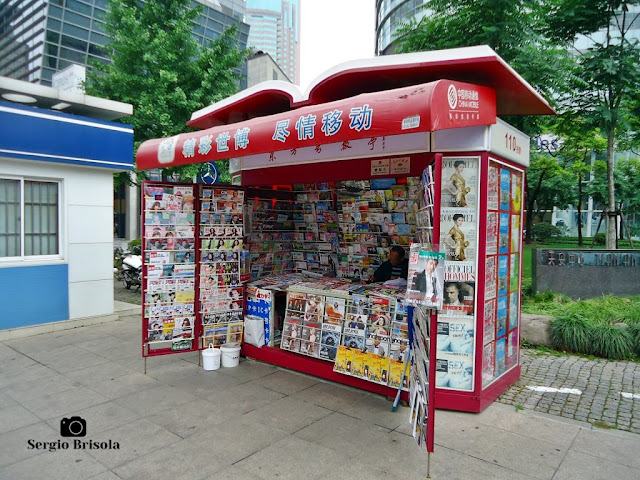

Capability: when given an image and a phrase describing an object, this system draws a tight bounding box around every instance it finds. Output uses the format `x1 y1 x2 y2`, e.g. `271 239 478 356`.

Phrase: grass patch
590 324 634 360
591 420 614 429
515 404 524 411
522 289 640 360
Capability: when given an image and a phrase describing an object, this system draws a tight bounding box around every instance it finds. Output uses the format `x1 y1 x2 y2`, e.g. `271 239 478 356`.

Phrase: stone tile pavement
1 313 639 480
499 349 640 434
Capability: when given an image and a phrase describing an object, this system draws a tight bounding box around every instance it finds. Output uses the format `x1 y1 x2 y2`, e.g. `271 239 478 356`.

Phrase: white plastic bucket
220 343 241 368
202 344 221 371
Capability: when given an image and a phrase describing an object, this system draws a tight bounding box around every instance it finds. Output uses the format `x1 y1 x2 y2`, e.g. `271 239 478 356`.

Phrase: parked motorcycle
114 247 142 290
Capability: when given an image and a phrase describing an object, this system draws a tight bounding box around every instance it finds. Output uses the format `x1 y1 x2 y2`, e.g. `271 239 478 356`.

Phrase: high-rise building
0 0 249 87
376 0 428 55
245 0 299 84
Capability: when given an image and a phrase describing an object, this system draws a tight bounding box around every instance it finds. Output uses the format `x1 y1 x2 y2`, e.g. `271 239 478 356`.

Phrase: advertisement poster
499 213 510 255
497 296 508 338
437 316 474 355
498 255 509 297
485 255 497 300
442 281 475 317
246 287 272 346
507 329 519 369
406 246 446 308
483 298 496 344
441 156 479 208
511 215 521 253
509 254 520 293
486 211 498 255
511 172 522 213
482 342 495 388
509 291 520 331
500 168 511 211
444 261 476 283
440 207 476 262
487 164 499 210
435 352 473 391
495 338 506 377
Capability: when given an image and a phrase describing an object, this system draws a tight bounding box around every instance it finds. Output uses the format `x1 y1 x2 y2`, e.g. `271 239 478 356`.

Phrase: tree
588 157 640 241
544 0 640 248
524 151 575 243
85 0 248 187
396 0 572 136
540 115 606 245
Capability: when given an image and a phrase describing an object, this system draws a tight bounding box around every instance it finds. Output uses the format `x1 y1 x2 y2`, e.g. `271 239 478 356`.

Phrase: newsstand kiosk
136 46 554 450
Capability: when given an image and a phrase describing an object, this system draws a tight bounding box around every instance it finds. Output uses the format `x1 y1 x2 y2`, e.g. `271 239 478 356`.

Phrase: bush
628 324 640 356
549 315 591 354
593 232 606 245
128 238 141 255
531 222 562 243
589 324 634 360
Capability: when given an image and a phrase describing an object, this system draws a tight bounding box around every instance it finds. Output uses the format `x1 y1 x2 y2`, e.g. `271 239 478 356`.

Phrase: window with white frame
0 177 60 258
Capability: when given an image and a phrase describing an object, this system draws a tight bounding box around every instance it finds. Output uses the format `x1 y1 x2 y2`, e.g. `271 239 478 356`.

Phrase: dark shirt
373 258 409 282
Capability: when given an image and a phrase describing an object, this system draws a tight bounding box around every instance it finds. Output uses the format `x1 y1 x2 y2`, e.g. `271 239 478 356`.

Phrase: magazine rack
136 48 552 420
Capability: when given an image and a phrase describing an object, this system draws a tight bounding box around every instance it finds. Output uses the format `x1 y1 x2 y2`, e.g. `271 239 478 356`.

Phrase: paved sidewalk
1 314 639 480
499 349 640 434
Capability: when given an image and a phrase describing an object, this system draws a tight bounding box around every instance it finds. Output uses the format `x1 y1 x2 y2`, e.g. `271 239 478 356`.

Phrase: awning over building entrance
135 79 496 171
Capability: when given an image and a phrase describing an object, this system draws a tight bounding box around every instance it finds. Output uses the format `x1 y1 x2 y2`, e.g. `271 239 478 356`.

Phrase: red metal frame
141 181 248 358
432 152 525 412
141 181 202 357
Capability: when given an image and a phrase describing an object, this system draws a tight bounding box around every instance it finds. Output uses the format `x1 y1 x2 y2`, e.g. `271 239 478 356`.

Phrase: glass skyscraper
0 0 249 87
245 0 299 84
376 0 428 55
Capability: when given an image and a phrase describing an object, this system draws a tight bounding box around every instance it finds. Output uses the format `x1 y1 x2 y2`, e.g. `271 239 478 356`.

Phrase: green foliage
531 294 640 359
628 324 640 356
593 233 606 246
544 1 640 247
550 315 592 354
85 0 248 184
531 222 562 242
588 157 640 216
589 323 634 360
524 152 575 243
128 238 141 254
396 0 573 136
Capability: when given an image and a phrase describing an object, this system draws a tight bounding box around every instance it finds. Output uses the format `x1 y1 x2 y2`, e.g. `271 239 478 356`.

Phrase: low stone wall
521 313 552 347
532 249 640 299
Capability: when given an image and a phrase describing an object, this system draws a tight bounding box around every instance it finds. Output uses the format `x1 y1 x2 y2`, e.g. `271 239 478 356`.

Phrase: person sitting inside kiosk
371 246 409 282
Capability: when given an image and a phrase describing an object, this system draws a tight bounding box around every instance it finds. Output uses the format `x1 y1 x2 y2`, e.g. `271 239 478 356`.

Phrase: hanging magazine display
142 182 247 357
440 156 479 208
409 305 435 453
406 244 445 309
440 208 476 262
142 183 198 355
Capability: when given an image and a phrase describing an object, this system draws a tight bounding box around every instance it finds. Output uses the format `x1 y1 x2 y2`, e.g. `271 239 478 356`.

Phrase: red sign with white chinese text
136 80 496 171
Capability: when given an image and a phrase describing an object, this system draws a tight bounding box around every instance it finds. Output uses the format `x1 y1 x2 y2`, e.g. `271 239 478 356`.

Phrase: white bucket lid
220 343 241 351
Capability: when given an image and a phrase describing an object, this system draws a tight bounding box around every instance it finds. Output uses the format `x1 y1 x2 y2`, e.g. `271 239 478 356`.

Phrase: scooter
114 247 142 290
121 252 142 290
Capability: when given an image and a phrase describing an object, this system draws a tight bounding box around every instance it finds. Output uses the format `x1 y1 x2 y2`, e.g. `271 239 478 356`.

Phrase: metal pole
144 356 147 375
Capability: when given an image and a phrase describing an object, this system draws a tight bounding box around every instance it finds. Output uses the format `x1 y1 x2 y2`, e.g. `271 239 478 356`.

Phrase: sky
298 0 376 92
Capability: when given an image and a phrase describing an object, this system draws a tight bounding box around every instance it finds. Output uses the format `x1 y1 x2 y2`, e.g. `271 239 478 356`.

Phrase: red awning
136 80 496 171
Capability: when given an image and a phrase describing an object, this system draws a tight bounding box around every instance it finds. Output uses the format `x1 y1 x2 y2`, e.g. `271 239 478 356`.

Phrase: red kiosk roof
136 79 497 171
187 45 554 130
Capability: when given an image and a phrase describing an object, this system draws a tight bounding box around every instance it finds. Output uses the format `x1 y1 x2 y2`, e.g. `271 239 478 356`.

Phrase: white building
0 76 134 339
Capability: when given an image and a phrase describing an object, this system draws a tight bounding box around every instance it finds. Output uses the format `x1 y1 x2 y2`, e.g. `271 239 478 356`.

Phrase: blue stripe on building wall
0 102 133 171
0 264 69 329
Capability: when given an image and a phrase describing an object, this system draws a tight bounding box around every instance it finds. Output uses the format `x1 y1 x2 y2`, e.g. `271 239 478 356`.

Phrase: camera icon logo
60 416 87 437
